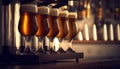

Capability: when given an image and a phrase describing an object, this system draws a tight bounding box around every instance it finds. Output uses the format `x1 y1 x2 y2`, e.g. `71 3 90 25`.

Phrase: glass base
24 47 35 55
57 48 66 54
37 48 50 55
66 48 76 53
49 48 57 54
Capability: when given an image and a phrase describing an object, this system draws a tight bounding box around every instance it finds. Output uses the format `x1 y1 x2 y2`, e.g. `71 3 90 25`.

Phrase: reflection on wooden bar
73 40 120 44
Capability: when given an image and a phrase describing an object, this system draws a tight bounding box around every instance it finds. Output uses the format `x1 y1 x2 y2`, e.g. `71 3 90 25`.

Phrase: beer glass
47 8 59 54
36 6 50 54
65 12 78 53
57 10 68 54
18 4 38 54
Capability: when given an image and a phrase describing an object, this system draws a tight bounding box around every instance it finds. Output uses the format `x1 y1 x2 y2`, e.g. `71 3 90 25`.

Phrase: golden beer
65 12 78 40
18 4 38 36
36 6 50 37
47 9 59 38
57 11 68 40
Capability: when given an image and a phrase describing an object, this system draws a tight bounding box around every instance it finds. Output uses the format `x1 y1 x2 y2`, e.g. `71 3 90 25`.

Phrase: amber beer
57 10 68 53
36 6 50 37
47 8 59 52
65 12 78 40
18 4 38 36
57 11 68 40
47 9 59 39
36 6 50 52
18 4 38 54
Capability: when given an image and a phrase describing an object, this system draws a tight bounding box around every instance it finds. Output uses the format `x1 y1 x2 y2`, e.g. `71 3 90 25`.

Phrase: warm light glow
115 8 119 15
87 3 90 19
117 24 120 41
116 8 119 12
68 1 73 6
23 12 29 35
54 37 59 51
8 4 12 46
84 24 89 41
14 3 20 50
109 24 114 41
93 24 97 41
98 8 102 19
82 10 86 19
84 1 87 8
60 5 67 10
78 31 83 41
103 24 108 41
115 8 119 16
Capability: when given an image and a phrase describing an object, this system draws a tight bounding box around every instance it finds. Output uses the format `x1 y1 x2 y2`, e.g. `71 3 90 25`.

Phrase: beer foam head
68 12 77 19
59 10 68 17
38 6 49 15
49 8 59 16
20 4 37 13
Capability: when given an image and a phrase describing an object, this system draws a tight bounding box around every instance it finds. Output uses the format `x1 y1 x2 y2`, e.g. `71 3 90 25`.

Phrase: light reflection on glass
14 3 21 51
54 37 59 51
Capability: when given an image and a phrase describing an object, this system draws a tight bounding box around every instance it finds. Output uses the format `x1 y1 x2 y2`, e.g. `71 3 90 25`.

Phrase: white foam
20 4 37 13
59 10 68 17
38 6 50 15
68 12 77 19
49 8 59 16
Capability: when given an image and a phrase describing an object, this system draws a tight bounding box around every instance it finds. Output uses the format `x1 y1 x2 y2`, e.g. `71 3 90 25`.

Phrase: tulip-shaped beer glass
47 8 59 54
65 12 78 53
57 10 68 54
36 6 50 54
18 4 38 55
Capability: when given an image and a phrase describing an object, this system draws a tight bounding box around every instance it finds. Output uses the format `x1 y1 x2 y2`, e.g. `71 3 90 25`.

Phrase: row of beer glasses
18 4 78 55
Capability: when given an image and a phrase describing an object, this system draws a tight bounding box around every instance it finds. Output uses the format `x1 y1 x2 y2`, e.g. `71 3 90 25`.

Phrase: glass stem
49 40 54 50
25 36 32 52
68 40 72 49
16 48 20 55
59 39 62 49
38 37 43 51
